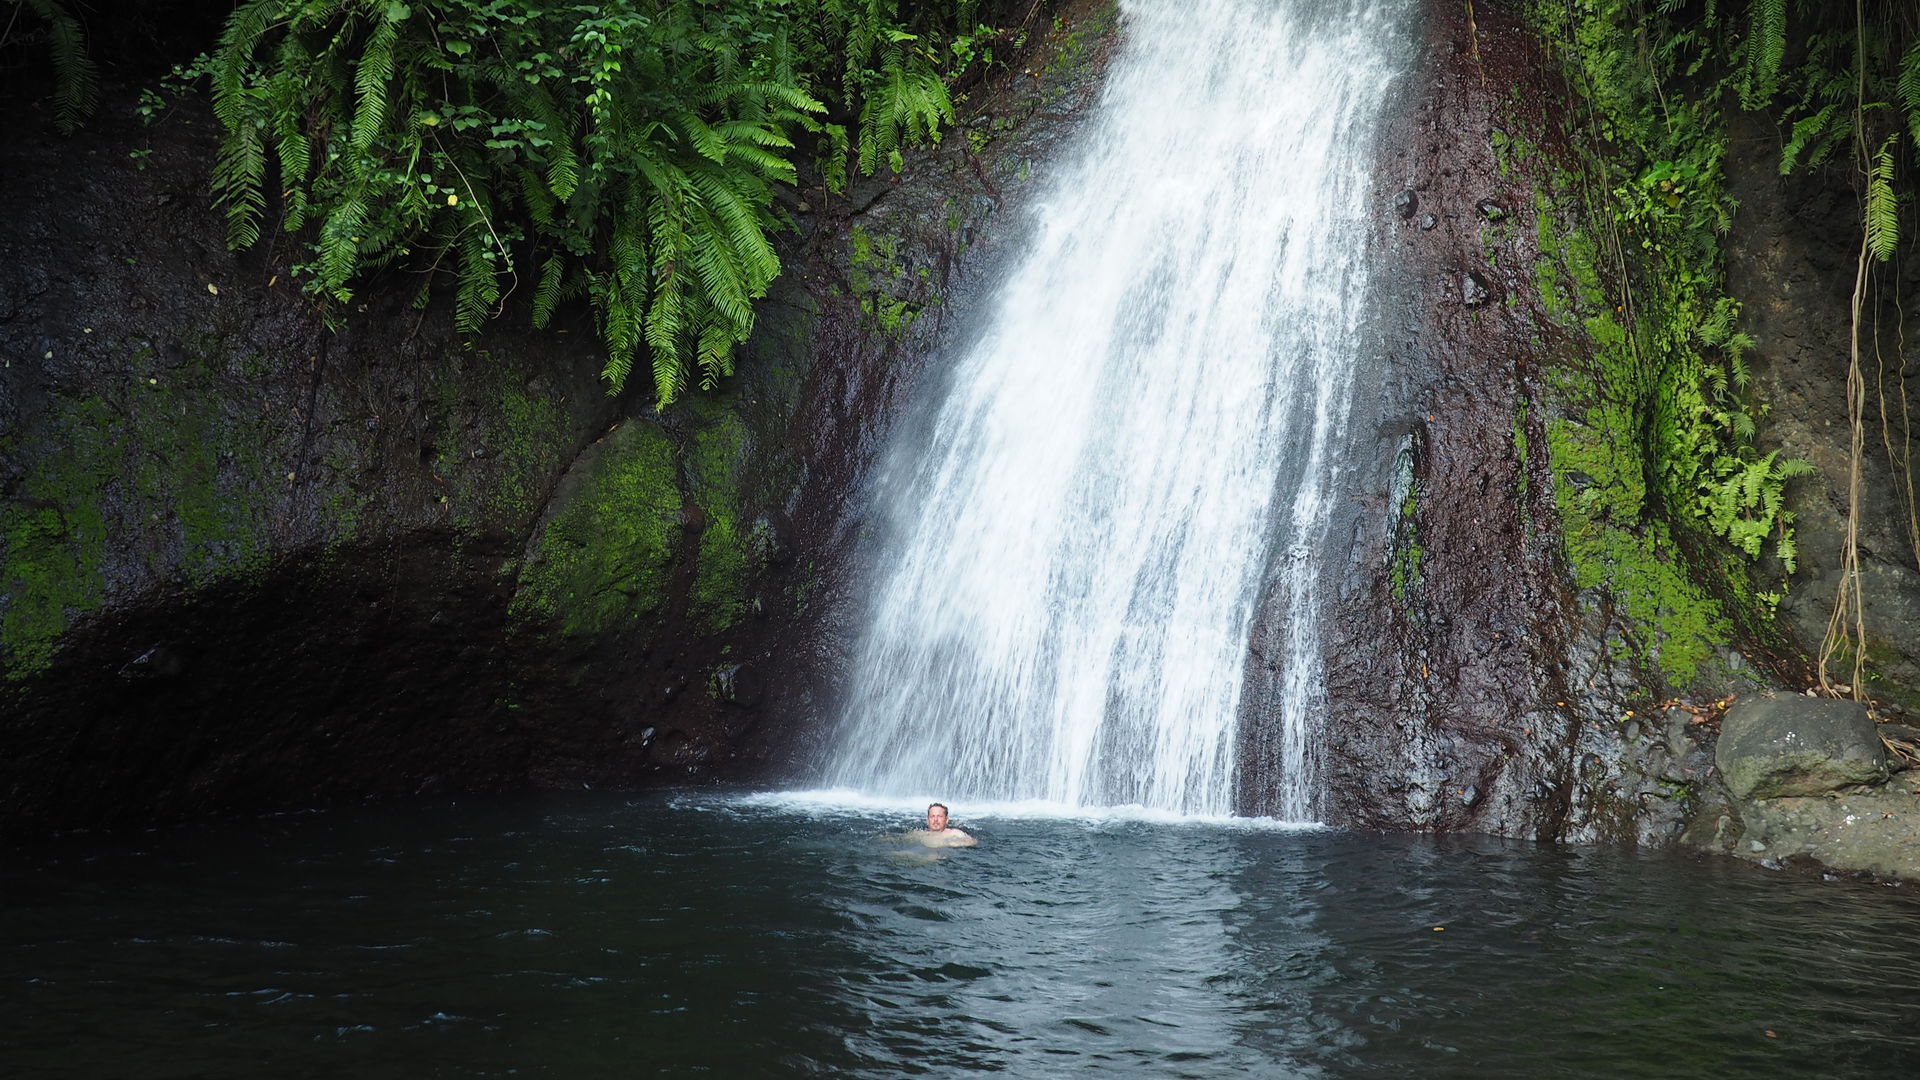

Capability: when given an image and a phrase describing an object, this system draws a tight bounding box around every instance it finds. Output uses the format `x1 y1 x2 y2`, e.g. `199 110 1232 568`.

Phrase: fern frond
721 138 798 185
211 0 284 130
856 48 953 175
1901 39 1920 158
682 113 729 163
688 170 779 291
531 253 566 328
212 129 269 249
1866 134 1900 261
24 0 98 133
351 12 398 156
505 81 580 200
317 196 368 297
1739 0 1786 109
455 228 500 335
696 311 736 390
1781 102 1841 174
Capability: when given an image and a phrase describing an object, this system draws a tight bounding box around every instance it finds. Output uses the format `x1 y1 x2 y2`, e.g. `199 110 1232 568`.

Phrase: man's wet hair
928 802 949 816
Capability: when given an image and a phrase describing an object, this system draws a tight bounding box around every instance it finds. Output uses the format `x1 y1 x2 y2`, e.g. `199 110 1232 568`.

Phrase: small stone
1476 198 1507 220
1392 189 1418 219
1461 271 1491 308
1748 839 1767 852
1419 213 1436 231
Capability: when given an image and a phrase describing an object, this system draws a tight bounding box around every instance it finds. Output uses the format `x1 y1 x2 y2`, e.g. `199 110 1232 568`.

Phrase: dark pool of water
4 790 1919 1078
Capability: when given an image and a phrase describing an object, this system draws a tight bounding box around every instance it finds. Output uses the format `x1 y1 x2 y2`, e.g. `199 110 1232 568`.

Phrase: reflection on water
4 790 1919 1078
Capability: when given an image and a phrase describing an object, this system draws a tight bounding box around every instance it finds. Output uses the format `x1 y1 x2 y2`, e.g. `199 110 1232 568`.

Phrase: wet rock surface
1709 782 1920 881
1304 2 1653 841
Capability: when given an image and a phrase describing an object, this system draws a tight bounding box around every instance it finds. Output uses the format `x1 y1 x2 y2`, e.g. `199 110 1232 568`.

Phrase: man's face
927 805 949 831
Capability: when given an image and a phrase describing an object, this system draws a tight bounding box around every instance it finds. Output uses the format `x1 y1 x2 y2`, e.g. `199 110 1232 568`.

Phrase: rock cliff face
5 0 1914 866
0 0 1116 833
1303 0 1919 859
1295 2 1654 842
1723 112 1920 716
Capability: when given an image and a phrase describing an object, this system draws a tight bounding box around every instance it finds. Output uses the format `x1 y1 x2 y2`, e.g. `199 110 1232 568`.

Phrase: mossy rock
1716 694 1888 800
511 422 683 637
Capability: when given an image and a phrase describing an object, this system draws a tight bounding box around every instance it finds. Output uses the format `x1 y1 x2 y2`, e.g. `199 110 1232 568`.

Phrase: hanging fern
1902 38 1920 156
7 0 98 133
1737 0 1787 108
197 0 1022 404
1865 132 1901 261
857 45 956 176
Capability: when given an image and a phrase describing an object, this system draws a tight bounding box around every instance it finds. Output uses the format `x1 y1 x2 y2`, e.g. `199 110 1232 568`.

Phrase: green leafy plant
3 0 99 133
198 0 1038 406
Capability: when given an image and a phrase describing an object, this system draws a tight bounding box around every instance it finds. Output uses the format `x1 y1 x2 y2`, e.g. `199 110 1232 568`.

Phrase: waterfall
822 0 1413 818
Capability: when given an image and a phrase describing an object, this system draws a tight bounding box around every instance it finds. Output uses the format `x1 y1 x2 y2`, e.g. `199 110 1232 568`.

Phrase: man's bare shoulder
908 828 977 848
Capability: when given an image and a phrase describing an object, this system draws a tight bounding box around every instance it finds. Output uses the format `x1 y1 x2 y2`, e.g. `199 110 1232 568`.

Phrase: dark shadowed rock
1716 694 1887 799
714 662 766 709
117 645 184 682
1475 198 1506 220
1393 189 1418 219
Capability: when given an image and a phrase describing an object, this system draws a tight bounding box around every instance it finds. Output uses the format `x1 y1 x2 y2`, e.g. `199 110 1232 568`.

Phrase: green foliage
1737 0 1787 110
2 0 98 133
197 0 1028 406
1510 5 1826 682
848 223 922 336
1867 132 1902 259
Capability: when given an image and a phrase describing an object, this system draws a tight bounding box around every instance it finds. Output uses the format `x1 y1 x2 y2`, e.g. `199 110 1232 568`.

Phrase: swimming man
912 802 977 847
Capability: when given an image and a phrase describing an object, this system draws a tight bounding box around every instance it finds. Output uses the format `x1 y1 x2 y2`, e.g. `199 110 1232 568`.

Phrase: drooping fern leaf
1865 132 1900 262
350 8 399 157
856 46 954 176
1781 101 1844 174
20 0 97 133
1900 39 1920 161
208 0 287 249
455 227 500 335
1738 0 1786 109
531 253 566 329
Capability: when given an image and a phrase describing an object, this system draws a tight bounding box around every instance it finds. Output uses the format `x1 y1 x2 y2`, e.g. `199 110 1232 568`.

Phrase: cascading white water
824 0 1413 818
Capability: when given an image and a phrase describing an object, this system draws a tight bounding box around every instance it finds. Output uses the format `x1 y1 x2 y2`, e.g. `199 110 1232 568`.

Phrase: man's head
926 803 950 831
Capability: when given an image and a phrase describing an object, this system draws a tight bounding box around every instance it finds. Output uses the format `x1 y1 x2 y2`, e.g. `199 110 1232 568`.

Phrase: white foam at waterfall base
823 0 1414 820
719 790 1329 832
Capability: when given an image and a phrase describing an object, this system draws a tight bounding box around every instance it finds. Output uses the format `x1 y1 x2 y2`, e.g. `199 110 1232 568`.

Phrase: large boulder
1716 695 1888 800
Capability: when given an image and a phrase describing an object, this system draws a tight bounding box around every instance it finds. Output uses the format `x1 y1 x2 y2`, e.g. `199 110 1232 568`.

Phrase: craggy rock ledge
1309 0 1920 889
1307 0 1670 842
0 1 1118 834
1683 694 1920 881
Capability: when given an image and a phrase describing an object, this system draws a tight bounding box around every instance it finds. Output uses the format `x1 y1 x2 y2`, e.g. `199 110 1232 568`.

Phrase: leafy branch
199 0 1029 406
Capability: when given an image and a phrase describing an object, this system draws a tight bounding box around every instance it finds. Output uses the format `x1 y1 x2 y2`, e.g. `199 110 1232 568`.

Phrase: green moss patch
686 409 763 635
511 422 682 637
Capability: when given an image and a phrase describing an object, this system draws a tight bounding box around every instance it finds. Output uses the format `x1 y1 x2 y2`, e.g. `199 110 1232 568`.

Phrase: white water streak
825 0 1412 818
